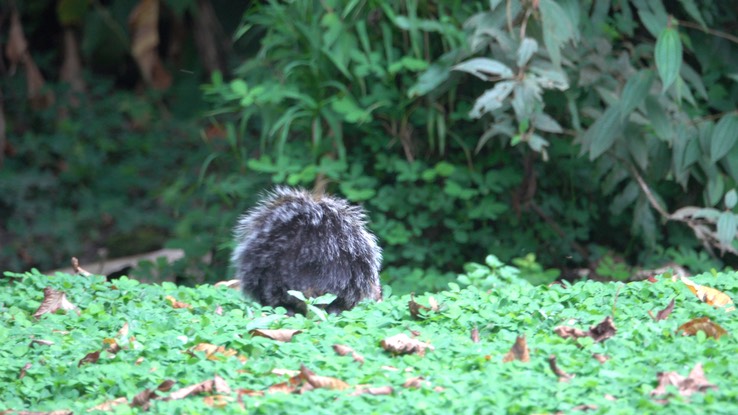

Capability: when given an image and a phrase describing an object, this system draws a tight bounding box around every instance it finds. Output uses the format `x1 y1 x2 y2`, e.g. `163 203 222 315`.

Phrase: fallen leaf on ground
592 353 610 364
470 326 480 343
680 277 735 312
250 329 302 342
554 316 616 343
402 376 428 388
165 375 231 401
332 344 365 364
300 364 350 390
214 279 240 289
165 295 192 309
650 297 675 321
548 355 573 382
677 317 727 339
351 386 394 396
33 287 78 319
502 335 530 363
380 333 434 356
408 293 440 319
189 343 240 361
19 363 31 379
78 351 100 367
651 363 717 399
88 397 128 412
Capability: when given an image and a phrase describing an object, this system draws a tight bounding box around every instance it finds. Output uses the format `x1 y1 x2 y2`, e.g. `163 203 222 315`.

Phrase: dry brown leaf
118 322 130 337
250 329 302 342
554 316 616 343
332 344 365 365
680 277 735 312
351 385 394 396
78 351 100 367
380 333 434 356
135 357 145 365
553 325 588 339
408 293 440 319
30 339 54 347
19 362 31 379
33 287 78 319
592 353 610 364
165 295 192 309
131 389 158 410
502 335 530 363
402 376 427 389
548 355 573 382
236 388 265 397
87 397 128 412
157 380 175 392
651 363 717 399
189 343 239 361
651 297 676 321
165 375 231 401
470 326 480 343
103 338 121 354
677 317 727 339
299 364 350 390
203 394 230 408
128 0 172 90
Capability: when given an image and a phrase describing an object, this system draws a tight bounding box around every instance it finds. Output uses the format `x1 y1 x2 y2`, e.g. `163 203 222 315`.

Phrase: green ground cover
1 259 736 414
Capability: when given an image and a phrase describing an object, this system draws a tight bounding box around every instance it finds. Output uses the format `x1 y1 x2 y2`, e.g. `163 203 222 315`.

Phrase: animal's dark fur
231 187 382 313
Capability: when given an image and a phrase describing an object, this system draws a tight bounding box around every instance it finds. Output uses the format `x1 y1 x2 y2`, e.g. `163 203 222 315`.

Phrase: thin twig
678 20 738 45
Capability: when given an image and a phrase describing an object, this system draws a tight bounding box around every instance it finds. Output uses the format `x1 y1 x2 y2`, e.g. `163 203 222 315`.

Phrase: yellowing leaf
680 277 735 312
677 317 727 339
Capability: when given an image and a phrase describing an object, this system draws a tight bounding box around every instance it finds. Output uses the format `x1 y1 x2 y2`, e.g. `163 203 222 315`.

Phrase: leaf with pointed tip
655 27 682 92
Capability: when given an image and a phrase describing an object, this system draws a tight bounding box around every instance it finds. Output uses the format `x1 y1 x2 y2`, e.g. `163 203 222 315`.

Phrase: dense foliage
2 262 736 413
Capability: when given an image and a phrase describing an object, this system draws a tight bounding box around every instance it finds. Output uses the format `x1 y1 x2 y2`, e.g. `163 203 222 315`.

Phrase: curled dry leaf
651 297 676 321
131 389 158 410
189 343 241 361
299 364 350 390
30 339 54 347
680 277 735 312
88 397 128 412
165 295 192 309
351 386 394 396
165 375 231 401
548 355 573 382
471 327 480 343
78 351 100 367
592 353 610 364
250 329 302 342
332 344 365 365
380 333 434 356
214 279 241 289
554 316 617 343
33 287 79 319
103 338 121 354
502 335 530 363
402 376 428 389
19 362 31 379
677 317 727 339
651 363 717 399
157 380 175 392
408 293 440 319
71 257 92 276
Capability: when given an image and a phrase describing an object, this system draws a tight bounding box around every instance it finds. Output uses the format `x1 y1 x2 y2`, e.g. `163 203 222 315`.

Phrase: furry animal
231 187 382 313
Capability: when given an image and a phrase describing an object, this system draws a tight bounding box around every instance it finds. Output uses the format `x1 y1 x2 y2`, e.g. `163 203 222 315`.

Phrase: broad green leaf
710 114 738 162
583 106 622 160
533 112 563 133
620 70 654 121
626 135 649 171
539 0 576 68
644 96 672 141
655 27 683 93
636 10 666 38
452 58 514 81
707 174 725 207
677 0 707 28
409 65 450 97
726 189 738 210
717 211 737 246
469 80 515 118
517 38 538 67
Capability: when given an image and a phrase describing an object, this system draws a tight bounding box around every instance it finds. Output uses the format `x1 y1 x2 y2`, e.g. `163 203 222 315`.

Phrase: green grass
1 259 737 414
